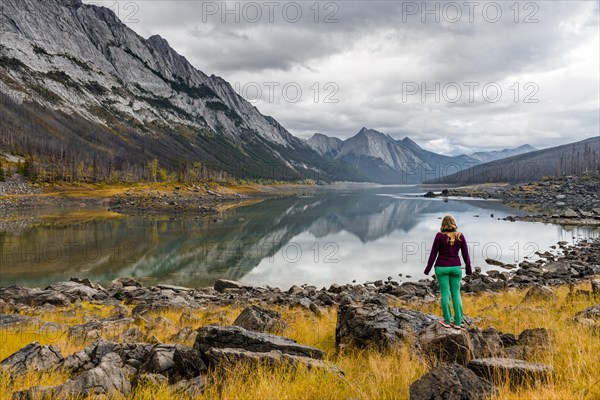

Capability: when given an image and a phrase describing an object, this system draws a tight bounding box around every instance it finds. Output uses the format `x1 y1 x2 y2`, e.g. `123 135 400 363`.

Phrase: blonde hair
440 215 462 245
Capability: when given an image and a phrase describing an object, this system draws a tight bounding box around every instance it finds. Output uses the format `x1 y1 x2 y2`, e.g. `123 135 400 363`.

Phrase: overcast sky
88 0 599 154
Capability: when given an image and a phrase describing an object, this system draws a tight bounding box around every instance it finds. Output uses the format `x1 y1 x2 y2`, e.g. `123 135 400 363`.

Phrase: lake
1 185 598 289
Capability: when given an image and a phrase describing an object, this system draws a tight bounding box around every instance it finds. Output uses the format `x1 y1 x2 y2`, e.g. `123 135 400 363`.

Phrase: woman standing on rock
424 215 472 329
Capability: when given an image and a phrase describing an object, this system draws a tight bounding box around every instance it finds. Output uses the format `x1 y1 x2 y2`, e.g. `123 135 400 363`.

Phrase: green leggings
435 266 463 326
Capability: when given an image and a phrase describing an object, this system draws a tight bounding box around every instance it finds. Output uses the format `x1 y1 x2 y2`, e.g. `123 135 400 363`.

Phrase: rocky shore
106 184 247 215
426 172 600 225
1 238 599 399
0 176 314 218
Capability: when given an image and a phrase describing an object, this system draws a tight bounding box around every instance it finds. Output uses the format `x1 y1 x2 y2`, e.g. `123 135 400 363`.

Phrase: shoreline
2 237 598 306
0 176 320 216
423 173 600 226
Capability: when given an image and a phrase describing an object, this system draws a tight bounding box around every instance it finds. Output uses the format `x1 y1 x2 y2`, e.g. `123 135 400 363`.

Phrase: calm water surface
1 186 598 288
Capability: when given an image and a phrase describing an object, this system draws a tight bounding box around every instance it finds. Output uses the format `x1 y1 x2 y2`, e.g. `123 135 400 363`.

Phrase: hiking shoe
439 319 451 328
450 322 464 330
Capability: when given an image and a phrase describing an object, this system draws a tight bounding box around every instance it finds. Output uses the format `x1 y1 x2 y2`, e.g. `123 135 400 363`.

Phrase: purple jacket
424 232 472 275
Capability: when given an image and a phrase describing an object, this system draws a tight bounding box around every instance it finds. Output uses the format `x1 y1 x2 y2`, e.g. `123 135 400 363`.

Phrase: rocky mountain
466 144 536 163
427 136 600 184
305 133 343 158
307 128 477 183
0 0 360 182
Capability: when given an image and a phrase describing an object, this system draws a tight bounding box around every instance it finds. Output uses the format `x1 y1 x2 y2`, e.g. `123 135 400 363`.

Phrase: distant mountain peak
398 136 422 150
468 144 537 163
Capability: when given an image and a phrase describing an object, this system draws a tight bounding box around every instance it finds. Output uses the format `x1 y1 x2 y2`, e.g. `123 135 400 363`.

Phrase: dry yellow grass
1 281 598 400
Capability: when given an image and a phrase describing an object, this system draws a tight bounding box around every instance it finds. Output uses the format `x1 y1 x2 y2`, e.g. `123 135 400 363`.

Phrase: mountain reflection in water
1 189 598 288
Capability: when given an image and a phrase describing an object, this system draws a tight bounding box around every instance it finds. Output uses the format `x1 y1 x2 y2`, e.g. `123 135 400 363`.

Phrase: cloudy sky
89 0 598 154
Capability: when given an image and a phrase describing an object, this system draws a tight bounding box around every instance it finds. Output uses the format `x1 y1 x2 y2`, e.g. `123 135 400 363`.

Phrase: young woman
424 215 472 329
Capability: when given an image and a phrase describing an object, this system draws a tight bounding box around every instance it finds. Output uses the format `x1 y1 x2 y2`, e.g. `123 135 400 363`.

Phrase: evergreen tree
0 160 5 182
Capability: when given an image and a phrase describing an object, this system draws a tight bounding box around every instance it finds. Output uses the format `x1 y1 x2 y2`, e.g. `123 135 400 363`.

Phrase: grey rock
139 344 206 382
468 358 553 385
106 277 142 291
213 279 255 293
336 303 437 350
485 258 505 267
409 364 497 400
61 339 154 373
205 347 342 374
0 341 63 376
418 322 473 366
522 285 557 302
381 281 433 299
52 352 131 398
0 314 39 328
0 286 35 305
233 305 286 333
172 345 207 380
561 209 579 218
45 281 107 302
30 291 71 307
518 328 552 349
194 325 324 360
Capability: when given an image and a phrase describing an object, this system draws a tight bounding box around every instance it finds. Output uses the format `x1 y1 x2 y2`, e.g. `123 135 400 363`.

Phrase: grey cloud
85 0 599 152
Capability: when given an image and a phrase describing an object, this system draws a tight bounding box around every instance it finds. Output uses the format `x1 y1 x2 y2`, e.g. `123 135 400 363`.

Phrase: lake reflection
1 187 598 288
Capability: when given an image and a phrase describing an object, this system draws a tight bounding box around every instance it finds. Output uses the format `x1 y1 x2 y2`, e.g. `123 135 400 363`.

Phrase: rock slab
468 357 553 385
410 364 497 400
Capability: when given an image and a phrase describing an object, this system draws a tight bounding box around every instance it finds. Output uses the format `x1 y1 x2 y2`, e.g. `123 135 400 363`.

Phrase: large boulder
418 322 473 365
194 325 324 360
468 358 553 385
518 328 552 349
335 303 437 350
138 344 206 382
204 348 342 374
15 353 131 399
0 342 63 376
468 327 504 359
233 305 286 333
60 339 154 373
409 364 497 400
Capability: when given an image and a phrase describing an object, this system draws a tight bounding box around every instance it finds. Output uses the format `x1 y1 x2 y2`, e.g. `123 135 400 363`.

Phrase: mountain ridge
306 129 539 183
0 0 362 182
427 136 600 184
